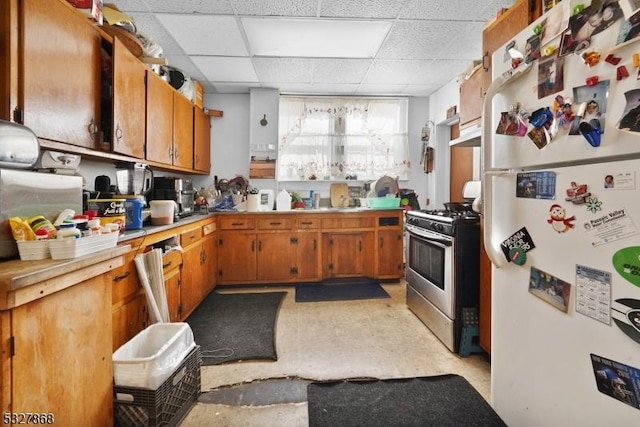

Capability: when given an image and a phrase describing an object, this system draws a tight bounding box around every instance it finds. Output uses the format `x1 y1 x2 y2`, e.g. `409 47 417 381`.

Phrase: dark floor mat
307 374 507 427
295 278 390 302
186 291 286 365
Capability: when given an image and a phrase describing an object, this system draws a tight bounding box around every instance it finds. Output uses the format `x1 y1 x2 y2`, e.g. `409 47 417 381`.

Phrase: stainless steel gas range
405 208 480 352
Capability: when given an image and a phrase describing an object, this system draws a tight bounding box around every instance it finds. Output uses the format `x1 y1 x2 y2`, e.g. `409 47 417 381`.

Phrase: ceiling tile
399 0 486 21
364 59 469 86
107 0 150 12
320 0 412 19
277 83 361 95
242 18 391 58
191 56 258 82
156 15 248 56
139 0 234 14
230 0 317 16
312 59 372 84
401 84 442 97
252 58 314 83
356 84 409 95
377 20 479 60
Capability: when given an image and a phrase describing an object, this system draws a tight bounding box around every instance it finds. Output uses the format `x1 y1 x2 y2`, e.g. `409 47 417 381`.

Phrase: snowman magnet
548 204 576 233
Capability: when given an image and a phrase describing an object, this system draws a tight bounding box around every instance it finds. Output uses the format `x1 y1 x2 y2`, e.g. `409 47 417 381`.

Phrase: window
277 96 410 181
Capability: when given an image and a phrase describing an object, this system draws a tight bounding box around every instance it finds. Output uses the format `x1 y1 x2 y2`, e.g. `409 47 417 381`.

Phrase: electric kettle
115 162 153 197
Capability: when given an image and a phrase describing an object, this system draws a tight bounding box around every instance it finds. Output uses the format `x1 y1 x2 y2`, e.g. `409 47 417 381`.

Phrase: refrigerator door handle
481 65 531 268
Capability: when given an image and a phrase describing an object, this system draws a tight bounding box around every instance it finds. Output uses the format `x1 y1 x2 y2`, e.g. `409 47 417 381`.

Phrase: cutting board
330 183 349 207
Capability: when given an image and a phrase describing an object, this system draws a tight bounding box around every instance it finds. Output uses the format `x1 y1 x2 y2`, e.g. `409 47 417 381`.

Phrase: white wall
77 93 433 207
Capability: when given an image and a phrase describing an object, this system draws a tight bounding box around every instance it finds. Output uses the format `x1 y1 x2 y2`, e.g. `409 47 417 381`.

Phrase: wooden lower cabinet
218 232 257 283
375 228 404 278
0 254 123 426
323 232 371 278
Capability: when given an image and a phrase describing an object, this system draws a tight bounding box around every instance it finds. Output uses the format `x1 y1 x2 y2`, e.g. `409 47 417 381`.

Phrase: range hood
449 122 482 147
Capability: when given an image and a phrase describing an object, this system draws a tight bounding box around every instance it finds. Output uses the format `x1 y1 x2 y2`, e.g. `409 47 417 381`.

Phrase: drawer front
219 217 255 230
321 216 374 229
111 250 139 304
257 218 292 230
180 227 203 246
162 250 182 272
203 222 216 235
295 217 319 229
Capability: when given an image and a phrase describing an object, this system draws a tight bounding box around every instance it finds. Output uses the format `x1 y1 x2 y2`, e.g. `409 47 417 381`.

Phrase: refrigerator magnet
548 204 576 233
611 299 640 345
612 246 640 287
565 181 591 204
500 226 535 263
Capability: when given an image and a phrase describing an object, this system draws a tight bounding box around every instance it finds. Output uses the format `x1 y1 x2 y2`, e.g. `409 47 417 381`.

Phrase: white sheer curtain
277 96 410 181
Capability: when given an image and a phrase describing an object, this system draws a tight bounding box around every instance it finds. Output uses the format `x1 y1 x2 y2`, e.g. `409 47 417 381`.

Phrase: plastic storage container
125 198 145 230
48 232 119 259
367 197 401 209
112 323 196 390
113 346 201 427
149 200 176 226
16 240 50 260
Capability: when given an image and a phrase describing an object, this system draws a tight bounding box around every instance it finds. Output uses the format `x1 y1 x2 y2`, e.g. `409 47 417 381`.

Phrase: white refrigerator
482 1 640 425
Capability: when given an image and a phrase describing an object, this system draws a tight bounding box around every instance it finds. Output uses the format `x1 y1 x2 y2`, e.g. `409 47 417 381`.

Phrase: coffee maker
151 177 195 217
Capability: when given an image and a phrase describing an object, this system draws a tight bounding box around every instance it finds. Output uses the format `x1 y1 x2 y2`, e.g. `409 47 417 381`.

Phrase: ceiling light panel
242 18 392 58
156 14 248 56
191 57 258 82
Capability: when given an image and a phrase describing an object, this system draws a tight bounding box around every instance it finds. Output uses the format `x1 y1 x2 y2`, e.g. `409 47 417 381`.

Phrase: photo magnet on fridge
612 298 640 344
529 266 571 312
590 353 640 410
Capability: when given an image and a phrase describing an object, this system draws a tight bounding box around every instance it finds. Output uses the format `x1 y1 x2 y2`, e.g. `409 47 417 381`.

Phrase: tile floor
180 280 491 426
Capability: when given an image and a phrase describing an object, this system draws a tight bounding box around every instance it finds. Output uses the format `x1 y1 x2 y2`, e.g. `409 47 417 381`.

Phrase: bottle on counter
28 215 57 239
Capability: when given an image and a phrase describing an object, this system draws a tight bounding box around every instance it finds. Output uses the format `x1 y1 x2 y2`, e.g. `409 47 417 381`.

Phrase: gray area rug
307 374 507 427
186 291 286 365
295 277 390 302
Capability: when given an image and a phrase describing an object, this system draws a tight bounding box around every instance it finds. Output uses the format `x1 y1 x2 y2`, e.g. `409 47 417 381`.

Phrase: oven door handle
406 225 452 247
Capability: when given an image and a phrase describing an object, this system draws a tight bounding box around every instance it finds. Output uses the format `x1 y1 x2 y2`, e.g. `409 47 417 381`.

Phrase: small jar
56 223 80 239
28 215 57 238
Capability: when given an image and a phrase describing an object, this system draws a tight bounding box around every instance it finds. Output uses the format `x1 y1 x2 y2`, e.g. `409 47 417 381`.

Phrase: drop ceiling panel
191 56 258 82
139 0 234 14
213 82 261 94
230 0 317 16
128 12 185 55
312 59 372 84
252 58 314 83
156 15 248 56
242 18 392 58
364 59 469 86
377 20 479 60
320 0 412 19
356 84 409 95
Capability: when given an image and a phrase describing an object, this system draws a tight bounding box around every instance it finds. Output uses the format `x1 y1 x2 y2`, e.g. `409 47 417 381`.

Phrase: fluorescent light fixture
242 18 392 58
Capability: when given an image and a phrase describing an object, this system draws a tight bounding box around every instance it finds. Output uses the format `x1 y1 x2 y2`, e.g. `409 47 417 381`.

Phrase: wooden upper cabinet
146 70 174 165
20 0 101 148
481 0 541 97
194 107 211 173
111 38 146 158
173 93 194 169
458 66 483 129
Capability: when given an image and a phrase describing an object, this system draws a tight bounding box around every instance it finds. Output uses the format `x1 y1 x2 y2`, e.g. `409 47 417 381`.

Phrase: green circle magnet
509 247 527 266
612 247 640 287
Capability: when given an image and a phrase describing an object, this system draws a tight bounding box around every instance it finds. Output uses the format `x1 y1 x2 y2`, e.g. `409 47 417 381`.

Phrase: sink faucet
339 194 348 208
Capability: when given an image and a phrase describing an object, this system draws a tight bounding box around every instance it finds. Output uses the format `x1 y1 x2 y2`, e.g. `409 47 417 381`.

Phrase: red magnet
617 65 629 80
586 76 599 86
605 54 621 65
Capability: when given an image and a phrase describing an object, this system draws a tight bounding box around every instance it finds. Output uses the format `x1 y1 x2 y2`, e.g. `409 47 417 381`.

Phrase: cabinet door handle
379 237 384 248
313 239 317 251
301 221 313 225
269 222 282 226
87 119 98 136
252 240 255 252
113 271 130 282
231 222 244 226
258 240 262 252
115 123 123 143
359 240 362 252
163 261 172 269
482 51 489 72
